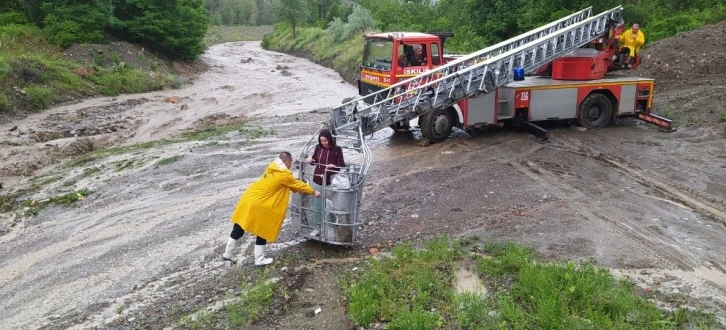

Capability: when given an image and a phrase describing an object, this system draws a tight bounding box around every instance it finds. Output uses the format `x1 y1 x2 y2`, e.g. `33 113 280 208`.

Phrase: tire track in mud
552 134 726 225
531 134 726 307
363 135 544 195
510 160 695 271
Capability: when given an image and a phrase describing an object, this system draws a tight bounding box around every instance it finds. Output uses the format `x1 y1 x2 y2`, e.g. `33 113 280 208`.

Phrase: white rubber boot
220 238 238 263
254 244 273 267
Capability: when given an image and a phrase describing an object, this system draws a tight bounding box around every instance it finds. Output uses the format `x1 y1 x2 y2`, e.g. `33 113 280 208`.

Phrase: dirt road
1 41 725 329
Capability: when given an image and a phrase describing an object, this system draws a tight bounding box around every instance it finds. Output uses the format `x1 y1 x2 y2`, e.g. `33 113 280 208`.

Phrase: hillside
629 21 726 133
0 24 210 125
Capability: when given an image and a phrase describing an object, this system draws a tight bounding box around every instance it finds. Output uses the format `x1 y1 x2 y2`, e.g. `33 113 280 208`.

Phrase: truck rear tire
577 93 612 129
420 107 453 143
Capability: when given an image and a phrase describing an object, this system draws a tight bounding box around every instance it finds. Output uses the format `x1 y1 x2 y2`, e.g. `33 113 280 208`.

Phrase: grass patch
0 189 91 216
93 68 176 96
25 86 54 110
177 275 278 329
0 189 29 213
343 236 460 327
156 155 184 166
179 121 274 141
65 139 176 168
204 25 274 46
344 237 717 329
29 175 62 189
478 242 716 329
0 92 9 111
113 158 145 171
50 189 90 205
226 277 277 326
79 166 100 178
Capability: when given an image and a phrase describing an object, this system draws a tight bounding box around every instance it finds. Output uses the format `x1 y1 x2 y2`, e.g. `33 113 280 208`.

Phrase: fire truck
330 6 674 143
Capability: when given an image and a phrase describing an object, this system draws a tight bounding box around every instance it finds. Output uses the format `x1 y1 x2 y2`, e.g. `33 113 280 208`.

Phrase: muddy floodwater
1 41 725 329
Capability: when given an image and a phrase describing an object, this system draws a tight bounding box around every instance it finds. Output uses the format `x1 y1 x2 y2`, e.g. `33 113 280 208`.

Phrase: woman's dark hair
318 128 336 147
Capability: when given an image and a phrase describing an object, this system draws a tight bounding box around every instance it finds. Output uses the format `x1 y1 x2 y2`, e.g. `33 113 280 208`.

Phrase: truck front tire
420 107 454 143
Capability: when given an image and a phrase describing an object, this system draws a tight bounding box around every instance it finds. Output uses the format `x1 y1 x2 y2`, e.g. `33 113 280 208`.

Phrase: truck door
397 43 428 77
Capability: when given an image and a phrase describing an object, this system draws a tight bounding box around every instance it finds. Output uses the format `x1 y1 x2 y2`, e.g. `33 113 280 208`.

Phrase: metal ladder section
330 6 624 136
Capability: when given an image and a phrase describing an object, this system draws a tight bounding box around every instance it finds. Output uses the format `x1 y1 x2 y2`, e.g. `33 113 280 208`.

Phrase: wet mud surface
1 39 725 329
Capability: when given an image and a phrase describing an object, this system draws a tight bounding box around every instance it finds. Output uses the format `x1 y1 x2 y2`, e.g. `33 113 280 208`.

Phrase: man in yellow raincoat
221 152 321 266
618 23 645 68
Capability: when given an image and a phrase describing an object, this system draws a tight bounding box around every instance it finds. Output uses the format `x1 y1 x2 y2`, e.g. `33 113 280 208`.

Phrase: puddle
454 266 488 298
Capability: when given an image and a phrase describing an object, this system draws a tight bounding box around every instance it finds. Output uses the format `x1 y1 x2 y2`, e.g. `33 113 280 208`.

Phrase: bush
327 17 347 42
0 93 9 111
0 58 9 77
25 86 54 110
326 4 375 42
96 73 122 96
115 0 209 60
41 2 108 48
261 33 272 49
646 12 703 41
345 5 375 37
43 18 102 48
0 12 28 26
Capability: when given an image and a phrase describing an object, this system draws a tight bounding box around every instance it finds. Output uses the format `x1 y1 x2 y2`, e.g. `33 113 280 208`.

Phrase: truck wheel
420 107 453 143
577 93 612 129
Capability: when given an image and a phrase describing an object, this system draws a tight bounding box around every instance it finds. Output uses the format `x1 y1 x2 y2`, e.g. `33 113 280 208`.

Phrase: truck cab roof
365 32 440 42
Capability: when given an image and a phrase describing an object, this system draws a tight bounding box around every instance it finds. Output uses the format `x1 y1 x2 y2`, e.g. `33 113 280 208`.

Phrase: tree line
204 0 354 29
1 0 209 60
274 0 725 53
2 0 723 61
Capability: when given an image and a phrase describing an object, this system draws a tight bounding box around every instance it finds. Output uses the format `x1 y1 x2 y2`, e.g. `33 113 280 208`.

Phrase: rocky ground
1 22 726 329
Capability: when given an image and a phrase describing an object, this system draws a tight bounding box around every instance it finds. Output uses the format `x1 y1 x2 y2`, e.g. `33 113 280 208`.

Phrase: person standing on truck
221 152 321 266
618 23 645 68
306 128 345 237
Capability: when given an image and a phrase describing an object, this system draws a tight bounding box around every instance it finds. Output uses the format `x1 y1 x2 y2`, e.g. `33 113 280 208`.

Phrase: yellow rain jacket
230 158 314 242
619 28 645 56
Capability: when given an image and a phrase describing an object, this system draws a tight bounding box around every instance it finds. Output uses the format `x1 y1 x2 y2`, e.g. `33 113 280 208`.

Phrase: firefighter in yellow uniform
618 23 645 68
221 152 321 266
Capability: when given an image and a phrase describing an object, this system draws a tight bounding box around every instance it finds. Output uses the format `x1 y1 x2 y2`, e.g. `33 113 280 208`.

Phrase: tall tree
275 0 306 36
254 0 276 25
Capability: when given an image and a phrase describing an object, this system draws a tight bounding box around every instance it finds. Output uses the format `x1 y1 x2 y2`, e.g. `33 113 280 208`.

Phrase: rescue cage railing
289 124 371 245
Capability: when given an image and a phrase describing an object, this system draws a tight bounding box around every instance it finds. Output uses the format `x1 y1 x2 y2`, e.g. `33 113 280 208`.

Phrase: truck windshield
362 39 393 71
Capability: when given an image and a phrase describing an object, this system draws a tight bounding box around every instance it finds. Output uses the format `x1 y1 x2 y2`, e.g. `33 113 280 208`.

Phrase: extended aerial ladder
329 6 625 139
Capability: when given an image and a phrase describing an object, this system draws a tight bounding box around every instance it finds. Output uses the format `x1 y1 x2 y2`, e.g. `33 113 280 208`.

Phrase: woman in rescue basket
306 128 345 237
